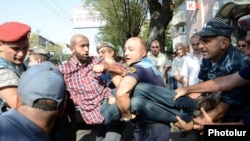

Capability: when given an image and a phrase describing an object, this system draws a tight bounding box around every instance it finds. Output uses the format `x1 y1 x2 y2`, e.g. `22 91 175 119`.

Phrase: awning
215 2 250 21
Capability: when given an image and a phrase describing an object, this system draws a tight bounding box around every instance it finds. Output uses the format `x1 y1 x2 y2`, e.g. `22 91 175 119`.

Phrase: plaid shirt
57 56 111 124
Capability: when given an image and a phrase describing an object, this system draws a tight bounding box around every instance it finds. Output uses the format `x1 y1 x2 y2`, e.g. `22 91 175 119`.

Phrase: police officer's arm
116 76 137 119
0 87 19 108
174 71 250 100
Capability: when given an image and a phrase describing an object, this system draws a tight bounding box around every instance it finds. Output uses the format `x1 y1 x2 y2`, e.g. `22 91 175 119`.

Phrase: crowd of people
0 13 250 141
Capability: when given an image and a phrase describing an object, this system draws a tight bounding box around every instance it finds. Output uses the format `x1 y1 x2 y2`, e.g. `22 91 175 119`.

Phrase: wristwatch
121 115 132 122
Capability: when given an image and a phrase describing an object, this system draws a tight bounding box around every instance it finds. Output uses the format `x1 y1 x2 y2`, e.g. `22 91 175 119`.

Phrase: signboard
72 6 106 28
186 1 196 10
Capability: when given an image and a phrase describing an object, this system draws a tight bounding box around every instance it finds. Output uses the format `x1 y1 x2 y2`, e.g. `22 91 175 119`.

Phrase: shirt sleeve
164 56 171 67
239 64 250 80
0 69 19 88
180 58 189 77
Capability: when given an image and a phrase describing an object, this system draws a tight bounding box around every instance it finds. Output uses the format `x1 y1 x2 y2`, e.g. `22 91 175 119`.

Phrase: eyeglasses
238 44 246 48
151 46 159 48
191 43 199 46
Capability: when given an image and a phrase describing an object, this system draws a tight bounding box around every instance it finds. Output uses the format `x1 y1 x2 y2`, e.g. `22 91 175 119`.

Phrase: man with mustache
57 34 125 141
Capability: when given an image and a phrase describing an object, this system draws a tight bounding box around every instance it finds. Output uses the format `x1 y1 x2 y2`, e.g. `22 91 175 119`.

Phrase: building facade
171 0 249 51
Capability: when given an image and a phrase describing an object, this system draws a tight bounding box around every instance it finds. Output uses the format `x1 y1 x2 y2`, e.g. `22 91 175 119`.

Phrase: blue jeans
100 83 194 124
98 99 123 141
168 76 177 90
130 83 194 123
100 99 121 124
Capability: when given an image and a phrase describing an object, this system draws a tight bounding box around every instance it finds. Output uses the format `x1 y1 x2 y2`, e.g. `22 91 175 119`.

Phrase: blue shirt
126 57 166 125
239 63 250 80
0 109 51 141
126 57 165 87
199 45 250 122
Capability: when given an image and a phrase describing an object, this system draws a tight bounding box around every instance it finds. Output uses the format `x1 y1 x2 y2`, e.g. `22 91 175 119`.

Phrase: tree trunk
147 0 173 53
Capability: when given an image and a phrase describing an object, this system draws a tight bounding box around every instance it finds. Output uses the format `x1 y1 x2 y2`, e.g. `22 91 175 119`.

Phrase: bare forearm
116 94 131 118
105 65 123 75
186 80 220 94
115 76 137 118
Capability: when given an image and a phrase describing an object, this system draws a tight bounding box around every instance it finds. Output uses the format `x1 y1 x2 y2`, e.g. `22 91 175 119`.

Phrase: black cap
196 18 233 38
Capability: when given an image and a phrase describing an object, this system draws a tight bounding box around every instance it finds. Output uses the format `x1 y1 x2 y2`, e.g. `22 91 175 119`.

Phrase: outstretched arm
174 72 250 100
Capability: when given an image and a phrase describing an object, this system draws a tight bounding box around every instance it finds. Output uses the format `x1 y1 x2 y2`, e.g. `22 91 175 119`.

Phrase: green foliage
29 33 64 60
85 0 148 49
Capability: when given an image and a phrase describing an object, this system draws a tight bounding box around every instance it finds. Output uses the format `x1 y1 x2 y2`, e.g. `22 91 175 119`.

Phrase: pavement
76 123 201 141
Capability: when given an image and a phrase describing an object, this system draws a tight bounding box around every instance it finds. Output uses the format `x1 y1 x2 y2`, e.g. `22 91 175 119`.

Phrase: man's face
175 45 186 57
98 47 114 58
150 42 160 56
0 40 29 65
71 37 89 64
28 55 39 66
124 38 146 66
199 36 227 62
190 36 200 52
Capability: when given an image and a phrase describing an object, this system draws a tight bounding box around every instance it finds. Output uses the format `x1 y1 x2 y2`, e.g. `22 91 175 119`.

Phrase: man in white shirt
147 40 170 83
181 34 203 89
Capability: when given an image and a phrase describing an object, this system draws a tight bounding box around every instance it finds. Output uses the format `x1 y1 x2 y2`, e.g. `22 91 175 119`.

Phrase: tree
147 0 173 53
85 0 184 53
85 0 148 50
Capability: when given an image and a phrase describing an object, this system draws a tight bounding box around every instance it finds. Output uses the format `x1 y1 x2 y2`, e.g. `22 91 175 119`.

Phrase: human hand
192 108 214 131
174 116 194 131
174 87 188 100
105 57 115 65
93 64 106 73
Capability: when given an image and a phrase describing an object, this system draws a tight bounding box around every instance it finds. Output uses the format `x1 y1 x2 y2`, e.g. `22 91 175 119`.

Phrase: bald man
116 37 171 141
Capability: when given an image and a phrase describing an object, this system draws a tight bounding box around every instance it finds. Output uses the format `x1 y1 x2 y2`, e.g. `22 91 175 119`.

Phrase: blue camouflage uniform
199 45 250 122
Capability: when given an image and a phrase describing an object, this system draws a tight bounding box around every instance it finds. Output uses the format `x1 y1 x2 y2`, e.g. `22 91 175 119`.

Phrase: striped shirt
57 57 111 124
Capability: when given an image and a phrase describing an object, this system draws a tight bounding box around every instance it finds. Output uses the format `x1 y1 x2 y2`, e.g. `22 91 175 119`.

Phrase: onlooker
181 34 203 93
147 39 171 83
172 42 187 88
174 17 250 132
57 34 124 141
237 37 247 50
0 22 31 113
237 37 250 57
28 48 50 66
0 61 67 141
116 37 171 141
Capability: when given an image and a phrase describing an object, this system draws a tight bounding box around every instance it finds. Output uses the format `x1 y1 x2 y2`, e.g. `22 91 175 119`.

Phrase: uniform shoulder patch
127 67 136 74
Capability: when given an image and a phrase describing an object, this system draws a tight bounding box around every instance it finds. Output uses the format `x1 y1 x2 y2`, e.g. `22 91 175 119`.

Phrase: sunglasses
191 43 199 46
238 44 246 48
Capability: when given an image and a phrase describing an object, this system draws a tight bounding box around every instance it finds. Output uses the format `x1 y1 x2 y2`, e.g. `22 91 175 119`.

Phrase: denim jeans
100 83 194 124
130 83 194 123
100 99 121 124
168 76 177 90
